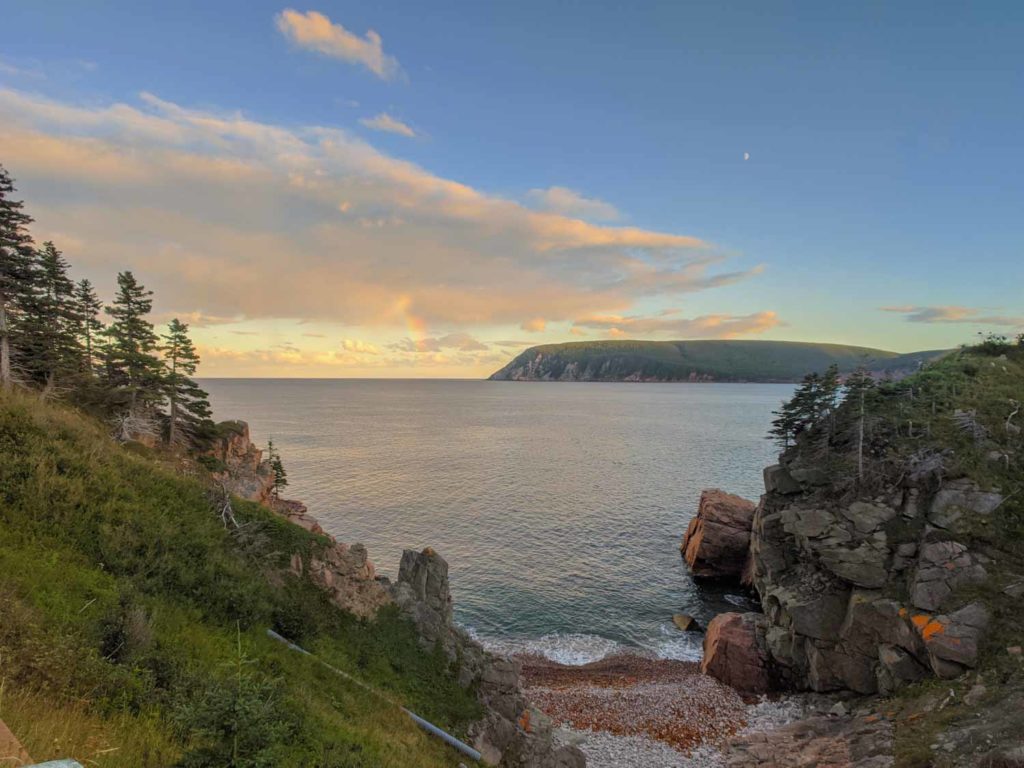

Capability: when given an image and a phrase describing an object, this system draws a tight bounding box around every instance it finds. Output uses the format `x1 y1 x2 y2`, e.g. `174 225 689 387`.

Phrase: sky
0 1 1021 378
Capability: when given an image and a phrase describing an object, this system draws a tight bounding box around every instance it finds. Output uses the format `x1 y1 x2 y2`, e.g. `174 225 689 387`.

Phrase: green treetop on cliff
162 318 212 446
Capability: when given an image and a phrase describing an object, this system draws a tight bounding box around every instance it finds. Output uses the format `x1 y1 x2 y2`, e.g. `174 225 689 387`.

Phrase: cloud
341 338 380 354
389 332 489 353
520 317 546 332
526 186 619 222
493 339 535 348
880 305 1024 326
0 86 757 339
275 9 402 80
572 310 781 339
360 113 416 138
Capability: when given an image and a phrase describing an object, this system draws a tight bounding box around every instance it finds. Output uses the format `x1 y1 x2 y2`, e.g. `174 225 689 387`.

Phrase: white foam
476 631 626 666
649 623 704 661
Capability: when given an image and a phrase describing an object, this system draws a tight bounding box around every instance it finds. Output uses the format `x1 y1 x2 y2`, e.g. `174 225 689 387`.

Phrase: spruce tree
74 279 104 375
162 318 211 446
0 165 37 389
267 438 287 497
21 241 82 391
105 271 163 414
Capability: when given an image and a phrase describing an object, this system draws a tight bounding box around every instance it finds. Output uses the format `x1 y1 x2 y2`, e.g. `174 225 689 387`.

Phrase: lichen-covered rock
701 612 773 693
681 489 757 580
393 548 584 768
735 468 994 696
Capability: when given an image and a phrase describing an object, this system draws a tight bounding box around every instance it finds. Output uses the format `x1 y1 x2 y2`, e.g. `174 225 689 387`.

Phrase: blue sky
1 1 1021 376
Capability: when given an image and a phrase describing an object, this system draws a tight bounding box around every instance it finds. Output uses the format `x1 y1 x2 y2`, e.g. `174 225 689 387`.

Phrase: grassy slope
0 393 479 767
490 339 944 381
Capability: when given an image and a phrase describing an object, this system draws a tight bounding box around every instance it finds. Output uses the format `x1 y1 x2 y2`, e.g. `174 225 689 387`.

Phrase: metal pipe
265 629 483 764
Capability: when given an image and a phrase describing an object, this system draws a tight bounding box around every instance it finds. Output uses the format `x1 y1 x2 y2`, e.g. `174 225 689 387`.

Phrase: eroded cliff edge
211 421 582 768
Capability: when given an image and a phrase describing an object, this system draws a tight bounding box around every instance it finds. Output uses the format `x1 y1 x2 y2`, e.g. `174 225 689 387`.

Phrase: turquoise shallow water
203 379 791 663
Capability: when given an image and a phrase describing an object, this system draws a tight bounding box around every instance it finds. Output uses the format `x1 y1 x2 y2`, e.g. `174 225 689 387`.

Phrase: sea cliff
679 341 1024 766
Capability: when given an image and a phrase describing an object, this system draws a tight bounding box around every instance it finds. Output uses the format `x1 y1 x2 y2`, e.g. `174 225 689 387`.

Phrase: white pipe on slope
265 629 484 764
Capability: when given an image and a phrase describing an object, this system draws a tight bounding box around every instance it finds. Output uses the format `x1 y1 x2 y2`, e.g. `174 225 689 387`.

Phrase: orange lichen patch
921 619 947 641
898 608 909 618
864 715 880 723
518 709 532 734
911 614 931 630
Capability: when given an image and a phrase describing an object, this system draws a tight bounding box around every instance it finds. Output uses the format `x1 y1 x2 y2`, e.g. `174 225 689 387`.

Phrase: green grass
489 339 945 382
0 391 479 767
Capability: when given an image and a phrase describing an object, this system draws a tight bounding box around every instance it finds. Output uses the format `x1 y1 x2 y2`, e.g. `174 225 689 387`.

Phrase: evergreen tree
74 279 105 375
0 165 37 390
161 318 211 446
20 241 82 391
104 271 163 414
267 438 287 497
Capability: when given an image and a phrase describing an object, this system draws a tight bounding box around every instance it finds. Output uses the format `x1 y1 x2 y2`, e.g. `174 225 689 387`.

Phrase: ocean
202 379 791 664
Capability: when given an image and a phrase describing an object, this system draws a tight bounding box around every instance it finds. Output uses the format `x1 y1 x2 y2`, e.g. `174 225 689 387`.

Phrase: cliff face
204 420 276 504
745 464 998 694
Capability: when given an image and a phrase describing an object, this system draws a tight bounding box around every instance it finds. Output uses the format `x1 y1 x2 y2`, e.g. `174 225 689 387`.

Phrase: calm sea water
202 379 790 663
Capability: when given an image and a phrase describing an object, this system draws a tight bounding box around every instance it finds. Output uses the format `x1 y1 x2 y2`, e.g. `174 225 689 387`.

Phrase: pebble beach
520 653 803 768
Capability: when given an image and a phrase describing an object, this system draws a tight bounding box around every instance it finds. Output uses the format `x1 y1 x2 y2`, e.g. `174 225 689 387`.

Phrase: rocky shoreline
211 405 1024 767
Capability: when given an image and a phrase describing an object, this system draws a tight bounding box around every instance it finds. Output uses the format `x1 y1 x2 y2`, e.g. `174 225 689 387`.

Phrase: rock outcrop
686 471 1002 697
289 533 391 619
205 420 276 504
681 489 757 580
393 548 585 768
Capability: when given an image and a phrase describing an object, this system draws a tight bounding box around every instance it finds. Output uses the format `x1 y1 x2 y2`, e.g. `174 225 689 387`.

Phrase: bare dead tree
208 482 238 529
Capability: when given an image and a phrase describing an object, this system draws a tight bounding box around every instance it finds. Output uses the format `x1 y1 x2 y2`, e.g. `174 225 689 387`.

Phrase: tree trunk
168 397 178 446
857 389 865 482
0 296 10 390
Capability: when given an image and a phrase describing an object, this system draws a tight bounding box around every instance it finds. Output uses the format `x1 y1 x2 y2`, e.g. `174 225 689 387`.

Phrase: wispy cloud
573 310 781 338
520 317 546 332
275 9 402 81
360 112 416 138
341 338 380 354
881 305 1024 326
527 186 618 222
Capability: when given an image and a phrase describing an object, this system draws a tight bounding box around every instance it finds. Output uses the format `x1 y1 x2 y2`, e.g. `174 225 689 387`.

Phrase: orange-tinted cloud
573 310 781 338
275 9 402 80
360 113 417 137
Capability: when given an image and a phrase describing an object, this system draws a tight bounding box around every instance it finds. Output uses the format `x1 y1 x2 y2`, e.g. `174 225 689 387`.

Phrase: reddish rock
0 718 32 765
701 612 772 694
682 489 757 580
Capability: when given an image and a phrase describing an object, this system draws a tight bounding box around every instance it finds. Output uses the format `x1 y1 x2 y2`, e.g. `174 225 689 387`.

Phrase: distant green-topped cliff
488 339 946 382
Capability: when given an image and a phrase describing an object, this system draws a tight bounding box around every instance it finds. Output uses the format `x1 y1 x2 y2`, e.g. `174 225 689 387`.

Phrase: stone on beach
700 612 772 694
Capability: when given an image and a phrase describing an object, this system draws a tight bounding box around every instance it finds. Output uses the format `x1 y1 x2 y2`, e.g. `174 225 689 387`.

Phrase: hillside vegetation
0 392 479 767
489 339 944 382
